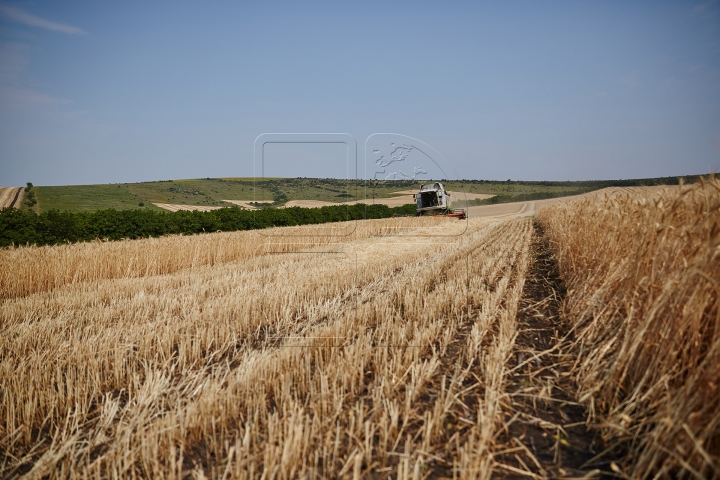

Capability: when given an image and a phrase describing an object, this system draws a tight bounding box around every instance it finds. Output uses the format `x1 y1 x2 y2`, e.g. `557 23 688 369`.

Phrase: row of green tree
23 182 37 208
454 174 709 188
0 203 416 248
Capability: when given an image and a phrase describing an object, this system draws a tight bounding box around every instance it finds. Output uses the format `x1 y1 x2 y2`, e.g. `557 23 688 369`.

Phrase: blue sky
1 1 719 186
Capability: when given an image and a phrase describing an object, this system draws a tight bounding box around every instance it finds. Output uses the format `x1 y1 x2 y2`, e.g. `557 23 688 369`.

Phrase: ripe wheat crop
0 218 449 301
1 216 533 478
538 179 720 478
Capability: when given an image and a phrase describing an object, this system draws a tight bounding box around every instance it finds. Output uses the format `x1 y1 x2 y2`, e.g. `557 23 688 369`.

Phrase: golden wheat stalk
537 179 720 478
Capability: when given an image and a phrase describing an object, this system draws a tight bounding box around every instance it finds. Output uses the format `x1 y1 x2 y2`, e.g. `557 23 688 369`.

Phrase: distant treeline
458 174 710 188
0 203 416 248
361 174 709 189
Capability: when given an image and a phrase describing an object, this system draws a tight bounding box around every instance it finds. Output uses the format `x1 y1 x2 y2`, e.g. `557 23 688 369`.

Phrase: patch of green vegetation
0 203 417 248
33 179 273 213
22 182 38 211
33 184 159 212
33 178 365 212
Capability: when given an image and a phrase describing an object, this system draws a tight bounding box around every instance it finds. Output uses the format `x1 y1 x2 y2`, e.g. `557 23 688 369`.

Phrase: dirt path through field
467 195 581 219
493 223 611 477
465 187 645 219
153 202 223 212
0 187 23 208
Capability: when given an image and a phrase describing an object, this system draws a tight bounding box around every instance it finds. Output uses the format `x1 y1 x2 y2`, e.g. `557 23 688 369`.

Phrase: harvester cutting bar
447 209 466 219
417 208 466 219
430 209 466 219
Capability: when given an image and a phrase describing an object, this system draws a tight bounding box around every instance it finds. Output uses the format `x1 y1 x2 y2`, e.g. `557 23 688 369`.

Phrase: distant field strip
0 216 533 478
0 187 23 208
153 203 224 212
222 199 259 210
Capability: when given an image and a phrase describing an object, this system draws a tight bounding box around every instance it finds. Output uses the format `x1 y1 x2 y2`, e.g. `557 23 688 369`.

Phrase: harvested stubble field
1 216 536 478
0 188 23 209
153 204 224 213
1 180 718 479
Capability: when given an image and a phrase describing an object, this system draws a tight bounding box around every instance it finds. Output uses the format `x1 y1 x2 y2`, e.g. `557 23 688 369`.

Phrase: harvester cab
413 182 466 219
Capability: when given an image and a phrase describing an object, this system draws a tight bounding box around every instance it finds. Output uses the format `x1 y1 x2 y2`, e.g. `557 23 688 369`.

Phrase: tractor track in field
494 222 614 478
9 187 23 208
0 187 23 209
360 219 533 479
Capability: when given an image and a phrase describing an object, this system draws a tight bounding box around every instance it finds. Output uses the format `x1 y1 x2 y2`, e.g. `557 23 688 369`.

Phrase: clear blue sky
1 1 719 186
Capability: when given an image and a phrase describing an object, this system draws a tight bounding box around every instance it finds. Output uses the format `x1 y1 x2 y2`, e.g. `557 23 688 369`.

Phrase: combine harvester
413 182 466 219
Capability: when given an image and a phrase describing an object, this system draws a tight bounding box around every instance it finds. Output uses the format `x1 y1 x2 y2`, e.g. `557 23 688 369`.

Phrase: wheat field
539 179 720 478
1 216 535 478
3 181 717 479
